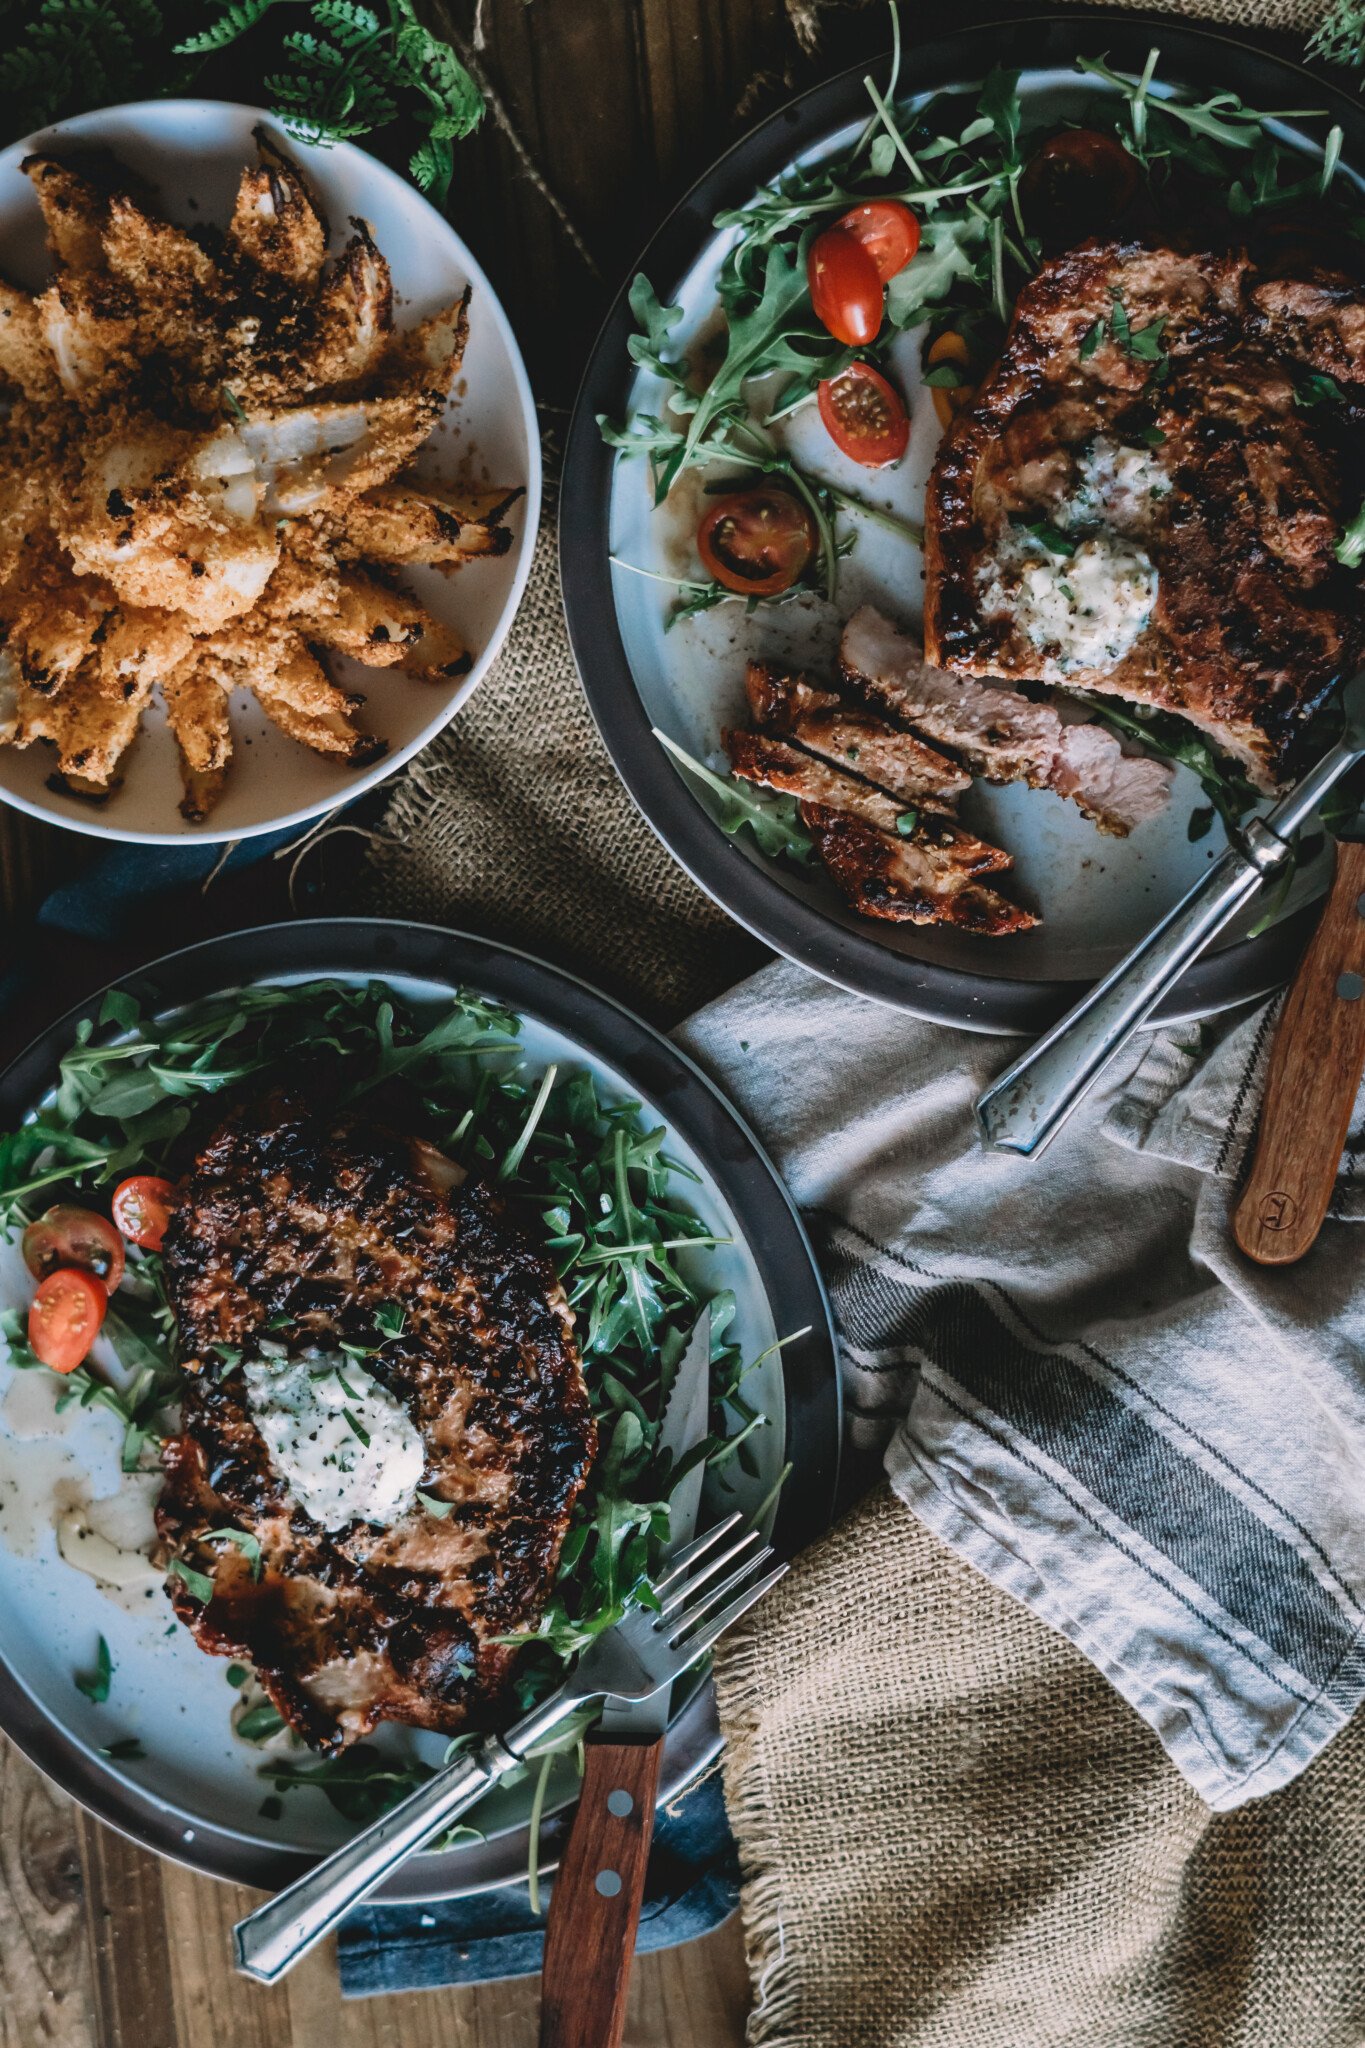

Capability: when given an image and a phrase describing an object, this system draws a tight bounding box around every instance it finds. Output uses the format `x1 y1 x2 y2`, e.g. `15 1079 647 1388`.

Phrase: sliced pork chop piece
726 728 1009 874
803 802 1038 934
840 606 1172 835
744 661 970 802
158 1098 596 1754
744 664 842 729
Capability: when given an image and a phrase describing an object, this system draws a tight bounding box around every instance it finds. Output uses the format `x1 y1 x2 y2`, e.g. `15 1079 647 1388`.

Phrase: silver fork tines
670 1561 787 1662
658 1524 764 1619
653 1512 744 1598
666 1540 770 1640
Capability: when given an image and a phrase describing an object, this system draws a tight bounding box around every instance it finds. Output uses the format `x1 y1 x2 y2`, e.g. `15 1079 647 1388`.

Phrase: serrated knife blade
598 1305 712 1737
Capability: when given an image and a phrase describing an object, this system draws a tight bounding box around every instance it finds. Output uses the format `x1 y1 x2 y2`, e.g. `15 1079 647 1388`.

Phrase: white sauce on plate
244 1348 424 1532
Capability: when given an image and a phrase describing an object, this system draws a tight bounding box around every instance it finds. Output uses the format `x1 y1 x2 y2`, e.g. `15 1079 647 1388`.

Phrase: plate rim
0 97 543 848
0 917 840 1897
560 13 1360 1035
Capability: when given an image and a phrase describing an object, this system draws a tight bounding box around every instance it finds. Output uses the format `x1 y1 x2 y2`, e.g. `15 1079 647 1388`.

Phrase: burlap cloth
361 19 1365 2023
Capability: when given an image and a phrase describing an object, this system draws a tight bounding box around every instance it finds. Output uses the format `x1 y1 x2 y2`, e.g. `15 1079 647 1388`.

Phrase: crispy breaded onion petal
225 132 328 292
22 155 107 270
162 657 233 822
333 483 523 567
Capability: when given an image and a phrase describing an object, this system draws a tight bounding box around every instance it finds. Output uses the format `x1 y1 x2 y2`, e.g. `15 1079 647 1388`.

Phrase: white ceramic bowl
0 101 541 844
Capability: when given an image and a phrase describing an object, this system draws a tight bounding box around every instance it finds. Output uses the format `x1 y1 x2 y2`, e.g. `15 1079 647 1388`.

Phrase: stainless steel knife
537 1307 713 2048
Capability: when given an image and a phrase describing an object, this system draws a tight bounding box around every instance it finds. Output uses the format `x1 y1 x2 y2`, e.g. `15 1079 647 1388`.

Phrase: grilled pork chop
925 239 1365 789
157 1097 595 1754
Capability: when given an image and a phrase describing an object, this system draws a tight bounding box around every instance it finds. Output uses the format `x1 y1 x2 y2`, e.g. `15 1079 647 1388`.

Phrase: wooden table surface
0 2 889 2041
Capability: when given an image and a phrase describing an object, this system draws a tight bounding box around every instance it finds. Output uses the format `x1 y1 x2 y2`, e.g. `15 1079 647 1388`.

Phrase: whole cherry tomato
817 361 910 467
1020 129 1139 242
807 226 883 347
836 200 921 283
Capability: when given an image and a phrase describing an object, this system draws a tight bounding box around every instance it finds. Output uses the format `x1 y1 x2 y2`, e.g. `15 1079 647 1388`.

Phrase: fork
232 1514 784 1983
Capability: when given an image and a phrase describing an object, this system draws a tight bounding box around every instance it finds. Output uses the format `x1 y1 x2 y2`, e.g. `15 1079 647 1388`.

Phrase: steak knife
539 1307 713 2048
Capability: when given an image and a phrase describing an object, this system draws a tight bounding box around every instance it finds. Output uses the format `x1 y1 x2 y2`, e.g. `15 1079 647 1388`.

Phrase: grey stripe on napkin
676 961 1365 1810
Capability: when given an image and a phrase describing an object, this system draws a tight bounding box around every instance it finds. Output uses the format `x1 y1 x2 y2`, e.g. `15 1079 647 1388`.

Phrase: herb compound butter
1061 436 1171 536
244 1348 424 1531
979 526 1157 677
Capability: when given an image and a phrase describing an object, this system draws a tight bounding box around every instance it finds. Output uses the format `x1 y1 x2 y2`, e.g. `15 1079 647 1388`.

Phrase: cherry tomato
1020 129 1139 242
28 1268 107 1375
817 361 909 467
111 1175 178 1251
836 200 921 284
807 226 883 347
697 489 818 597
22 1205 126 1292
925 330 979 431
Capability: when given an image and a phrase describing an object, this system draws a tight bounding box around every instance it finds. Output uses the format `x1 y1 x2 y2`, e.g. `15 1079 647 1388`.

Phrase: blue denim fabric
335 1769 738 1997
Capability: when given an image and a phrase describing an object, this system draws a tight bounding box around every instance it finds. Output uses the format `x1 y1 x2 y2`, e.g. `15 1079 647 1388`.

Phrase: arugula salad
604 18 1364 861
0 976 784 1856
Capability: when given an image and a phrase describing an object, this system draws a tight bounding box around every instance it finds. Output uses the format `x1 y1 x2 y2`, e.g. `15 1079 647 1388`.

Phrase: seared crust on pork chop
925 238 1365 789
157 1098 595 1754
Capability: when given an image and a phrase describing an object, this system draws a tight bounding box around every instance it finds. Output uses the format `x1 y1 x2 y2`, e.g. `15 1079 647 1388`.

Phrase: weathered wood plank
0 1742 93 2048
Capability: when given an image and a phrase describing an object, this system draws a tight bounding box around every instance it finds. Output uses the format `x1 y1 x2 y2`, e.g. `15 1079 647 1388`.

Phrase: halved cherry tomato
925 330 979 431
836 200 921 284
697 489 818 597
807 226 883 348
1020 129 1139 242
22 1205 126 1292
111 1175 177 1252
28 1268 107 1375
818 361 909 467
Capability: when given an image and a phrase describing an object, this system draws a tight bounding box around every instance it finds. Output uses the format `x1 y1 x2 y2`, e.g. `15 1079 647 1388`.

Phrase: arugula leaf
417 1490 454 1519
168 1557 214 1604
1338 504 1365 570
374 1302 406 1339
979 66 1023 155
654 730 816 866
204 1527 264 1580
76 1635 113 1705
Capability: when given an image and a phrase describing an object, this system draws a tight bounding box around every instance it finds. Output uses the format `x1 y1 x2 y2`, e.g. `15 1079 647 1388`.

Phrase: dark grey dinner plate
561 15 1363 1034
0 920 839 1897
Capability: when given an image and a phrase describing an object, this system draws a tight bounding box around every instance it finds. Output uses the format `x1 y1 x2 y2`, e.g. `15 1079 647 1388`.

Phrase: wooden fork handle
1234 838 1365 1265
539 1735 663 2048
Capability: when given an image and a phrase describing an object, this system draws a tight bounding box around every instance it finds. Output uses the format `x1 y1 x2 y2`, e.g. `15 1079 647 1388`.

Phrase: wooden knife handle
538 1735 663 2048
1234 839 1365 1265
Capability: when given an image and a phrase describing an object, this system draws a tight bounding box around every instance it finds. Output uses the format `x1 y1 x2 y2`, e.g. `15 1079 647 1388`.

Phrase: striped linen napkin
677 963 1365 1809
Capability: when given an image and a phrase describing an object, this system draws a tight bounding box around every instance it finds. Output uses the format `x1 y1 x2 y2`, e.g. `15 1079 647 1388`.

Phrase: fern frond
1308 0 1365 69
174 0 281 57
310 0 381 49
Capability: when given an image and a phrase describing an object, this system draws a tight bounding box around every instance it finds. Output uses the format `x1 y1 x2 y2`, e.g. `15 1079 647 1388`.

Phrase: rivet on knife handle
1234 839 1365 1266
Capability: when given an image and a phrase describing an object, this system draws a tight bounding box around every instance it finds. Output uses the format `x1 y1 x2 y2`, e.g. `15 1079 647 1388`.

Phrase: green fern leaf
1307 0 1365 68
174 0 278 58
